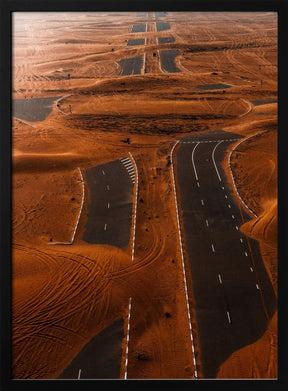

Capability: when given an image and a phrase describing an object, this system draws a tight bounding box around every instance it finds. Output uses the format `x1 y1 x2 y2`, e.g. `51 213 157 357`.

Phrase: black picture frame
1 0 287 390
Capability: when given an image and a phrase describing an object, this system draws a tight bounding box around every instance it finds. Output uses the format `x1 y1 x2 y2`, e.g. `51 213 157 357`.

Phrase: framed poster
1 0 286 390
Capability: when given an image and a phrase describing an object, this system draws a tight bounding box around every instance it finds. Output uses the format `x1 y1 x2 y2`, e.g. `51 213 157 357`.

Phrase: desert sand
12 11 277 379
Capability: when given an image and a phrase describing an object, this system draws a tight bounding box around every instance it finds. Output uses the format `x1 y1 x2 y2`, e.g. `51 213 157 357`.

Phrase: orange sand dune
13 152 86 173
12 11 277 379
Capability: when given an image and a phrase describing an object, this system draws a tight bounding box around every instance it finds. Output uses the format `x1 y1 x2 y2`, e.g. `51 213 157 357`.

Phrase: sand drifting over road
12 11 277 379
219 118 277 378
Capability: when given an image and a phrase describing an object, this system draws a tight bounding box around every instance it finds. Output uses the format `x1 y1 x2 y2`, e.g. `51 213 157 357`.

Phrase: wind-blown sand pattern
12 11 277 379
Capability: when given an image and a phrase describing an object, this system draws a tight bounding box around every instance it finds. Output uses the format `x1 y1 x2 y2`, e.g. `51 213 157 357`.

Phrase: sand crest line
239 98 253 118
56 94 72 115
48 167 85 245
106 61 120 77
228 130 269 219
14 117 36 128
170 140 198 379
177 58 193 73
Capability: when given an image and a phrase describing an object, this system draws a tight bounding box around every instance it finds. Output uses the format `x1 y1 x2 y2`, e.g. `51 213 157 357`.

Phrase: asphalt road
155 12 167 18
58 318 124 379
159 49 181 73
127 38 146 46
131 24 147 33
118 55 144 76
13 96 60 122
158 36 175 44
176 129 277 378
156 21 170 31
82 158 135 248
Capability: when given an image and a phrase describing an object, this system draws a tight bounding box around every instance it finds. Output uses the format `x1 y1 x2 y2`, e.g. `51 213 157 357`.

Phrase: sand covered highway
174 129 277 377
10 10 278 380
83 158 135 248
118 55 145 76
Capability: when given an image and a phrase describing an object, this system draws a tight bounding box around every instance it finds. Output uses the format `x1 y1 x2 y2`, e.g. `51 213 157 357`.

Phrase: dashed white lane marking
236 225 239 230
240 238 243 243
182 138 241 144
205 219 209 227
128 153 139 262
171 140 198 379
102 169 105 175
124 297 132 380
225 195 228 199
211 244 215 252
222 186 225 190
201 199 204 206
191 142 200 181
250 267 254 272
218 273 222 284
107 202 110 209
212 140 224 182
77 369 81 379
197 181 200 188
106 184 110 190
232 214 235 219
227 311 232 324
245 251 248 257
104 223 107 231
228 204 231 208
256 284 260 290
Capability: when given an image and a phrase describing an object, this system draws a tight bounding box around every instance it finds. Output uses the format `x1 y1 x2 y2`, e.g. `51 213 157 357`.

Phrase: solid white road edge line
212 140 224 182
170 140 198 379
191 142 200 181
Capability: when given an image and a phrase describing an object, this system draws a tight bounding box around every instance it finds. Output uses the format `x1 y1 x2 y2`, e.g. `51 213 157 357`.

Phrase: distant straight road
159 49 181 73
127 38 146 46
155 12 167 18
158 36 175 44
156 21 170 31
118 55 144 76
175 129 277 378
131 24 147 33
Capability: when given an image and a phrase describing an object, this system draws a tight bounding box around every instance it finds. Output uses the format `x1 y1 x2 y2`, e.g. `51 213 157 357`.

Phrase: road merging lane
174 129 276 378
83 158 135 248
